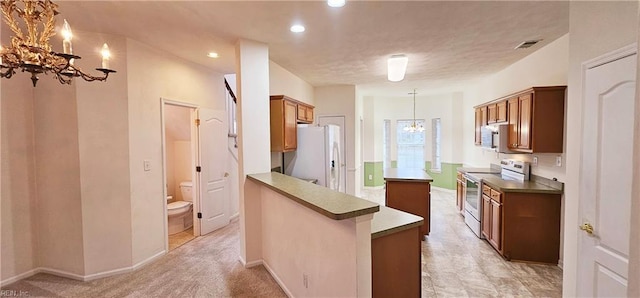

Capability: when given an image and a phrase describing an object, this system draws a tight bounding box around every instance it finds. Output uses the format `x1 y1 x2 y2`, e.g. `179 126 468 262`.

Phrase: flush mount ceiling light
207 52 219 58
387 54 408 82
290 24 305 33
327 0 346 8
0 0 116 87
404 89 425 133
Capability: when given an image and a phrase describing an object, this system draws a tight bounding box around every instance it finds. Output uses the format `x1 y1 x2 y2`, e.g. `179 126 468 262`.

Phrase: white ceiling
53 1 569 96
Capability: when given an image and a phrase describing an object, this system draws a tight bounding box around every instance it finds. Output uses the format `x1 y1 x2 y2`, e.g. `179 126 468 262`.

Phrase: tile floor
168 226 195 251
362 186 563 297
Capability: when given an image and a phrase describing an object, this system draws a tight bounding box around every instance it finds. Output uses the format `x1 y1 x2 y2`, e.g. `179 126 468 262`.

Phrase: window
431 118 441 171
383 120 391 169
396 120 425 169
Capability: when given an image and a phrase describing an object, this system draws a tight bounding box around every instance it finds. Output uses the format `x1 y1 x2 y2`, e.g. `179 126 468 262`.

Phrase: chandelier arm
1 1 25 42
0 67 16 78
38 1 57 48
74 67 113 82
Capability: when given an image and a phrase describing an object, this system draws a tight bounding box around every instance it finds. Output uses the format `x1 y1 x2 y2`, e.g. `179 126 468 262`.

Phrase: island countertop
247 172 379 220
371 206 423 239
383 168 433 182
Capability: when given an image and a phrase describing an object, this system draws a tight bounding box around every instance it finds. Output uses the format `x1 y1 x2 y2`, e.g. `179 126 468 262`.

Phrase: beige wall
314 85 359 196
173 141 192 201
126 38 226 265
1 78 39 281
269 61 314 105
564 2 638 296
260 187 364 296
269 61 315 170
74 33 133 276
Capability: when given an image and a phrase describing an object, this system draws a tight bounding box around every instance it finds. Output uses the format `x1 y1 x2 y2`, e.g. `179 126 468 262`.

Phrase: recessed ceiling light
328 0 346 8
290 24 305 33
207 52 219 58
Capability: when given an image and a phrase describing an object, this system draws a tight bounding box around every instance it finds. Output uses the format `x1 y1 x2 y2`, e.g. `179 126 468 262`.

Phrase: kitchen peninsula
245 172 423 297
384 168 433 237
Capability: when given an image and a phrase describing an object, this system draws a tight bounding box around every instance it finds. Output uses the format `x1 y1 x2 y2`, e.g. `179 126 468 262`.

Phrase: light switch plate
555 156 562 167
143 160 151 171
368 174 373 180
532 156 538 166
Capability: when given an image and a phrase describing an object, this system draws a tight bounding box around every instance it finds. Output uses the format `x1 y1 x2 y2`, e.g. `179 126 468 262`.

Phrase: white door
318 116 347 193
198 108 230 235
578 47 636 297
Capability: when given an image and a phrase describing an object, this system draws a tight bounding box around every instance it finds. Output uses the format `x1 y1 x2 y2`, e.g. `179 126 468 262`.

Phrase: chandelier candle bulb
61 19 73 54
101 43 111 69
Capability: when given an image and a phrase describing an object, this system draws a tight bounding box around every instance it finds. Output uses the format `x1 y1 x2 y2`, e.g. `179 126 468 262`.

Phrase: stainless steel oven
463 174 483 238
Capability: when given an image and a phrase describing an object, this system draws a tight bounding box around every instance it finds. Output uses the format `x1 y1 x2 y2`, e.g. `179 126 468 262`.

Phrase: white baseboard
557 259 563 269
1 250 167 286
262 260 294 298
132 250 166 271
1 268 40 287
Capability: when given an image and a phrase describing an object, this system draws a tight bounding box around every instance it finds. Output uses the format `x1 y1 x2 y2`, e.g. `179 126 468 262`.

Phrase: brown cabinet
270 95 316 152
372 226 421 298
487 101 508 124
385 180 431 237
478 86 565 152
296 103 314 124
456 172 465 214
474 107 486 145
496 100 508 123
480 183 562 264
506 87 565 153
481 184 503 252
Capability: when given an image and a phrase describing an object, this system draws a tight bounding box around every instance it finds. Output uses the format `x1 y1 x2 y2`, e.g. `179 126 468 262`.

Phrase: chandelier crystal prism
404 89 425 133
0 0 116 87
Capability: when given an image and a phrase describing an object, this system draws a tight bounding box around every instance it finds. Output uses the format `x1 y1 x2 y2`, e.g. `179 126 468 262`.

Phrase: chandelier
0 0 115 87
404 89 425 133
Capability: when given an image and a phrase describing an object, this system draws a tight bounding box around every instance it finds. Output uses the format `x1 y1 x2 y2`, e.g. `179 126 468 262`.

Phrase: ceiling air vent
515 39 542 49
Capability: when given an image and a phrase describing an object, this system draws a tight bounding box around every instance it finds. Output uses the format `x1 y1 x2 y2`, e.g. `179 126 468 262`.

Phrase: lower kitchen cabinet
456 171 465 214
481 183 561 264
372 226 421 297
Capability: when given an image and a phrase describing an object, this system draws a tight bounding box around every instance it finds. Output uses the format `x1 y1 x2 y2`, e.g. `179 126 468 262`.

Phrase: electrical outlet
368 174 373 180
532 156 538 166
556 156 562 167
303 274 309 289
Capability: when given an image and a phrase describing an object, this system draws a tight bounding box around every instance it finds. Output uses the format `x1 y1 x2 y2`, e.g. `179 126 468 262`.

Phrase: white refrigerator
285 125 346 193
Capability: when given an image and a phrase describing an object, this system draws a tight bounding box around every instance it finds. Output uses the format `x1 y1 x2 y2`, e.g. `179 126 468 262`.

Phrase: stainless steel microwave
481 125 515 154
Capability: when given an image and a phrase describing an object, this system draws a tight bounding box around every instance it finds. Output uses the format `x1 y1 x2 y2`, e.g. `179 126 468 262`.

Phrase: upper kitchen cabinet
476 86 566 153
474 106 487 145
270 95 316 152
297 102 314 124
487 100 508 124
506 87 566 153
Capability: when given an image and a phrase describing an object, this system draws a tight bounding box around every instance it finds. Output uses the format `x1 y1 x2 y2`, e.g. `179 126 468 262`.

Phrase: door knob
579 222 594 235
224 172 229 177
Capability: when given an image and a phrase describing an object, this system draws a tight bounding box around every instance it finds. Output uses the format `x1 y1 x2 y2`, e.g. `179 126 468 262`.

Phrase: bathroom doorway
162 101 198 251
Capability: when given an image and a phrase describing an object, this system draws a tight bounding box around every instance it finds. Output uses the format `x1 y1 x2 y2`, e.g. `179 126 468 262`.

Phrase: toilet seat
167 201 192 217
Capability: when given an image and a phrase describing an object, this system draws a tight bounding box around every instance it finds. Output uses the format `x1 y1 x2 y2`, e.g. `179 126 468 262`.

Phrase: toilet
167 181 193 235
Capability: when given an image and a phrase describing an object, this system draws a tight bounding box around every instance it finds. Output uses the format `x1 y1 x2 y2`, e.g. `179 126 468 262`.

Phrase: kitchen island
383 168 433 237
246 172 423 297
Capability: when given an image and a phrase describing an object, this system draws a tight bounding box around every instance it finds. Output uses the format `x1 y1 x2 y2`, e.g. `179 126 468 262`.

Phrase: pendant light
404 89 425 133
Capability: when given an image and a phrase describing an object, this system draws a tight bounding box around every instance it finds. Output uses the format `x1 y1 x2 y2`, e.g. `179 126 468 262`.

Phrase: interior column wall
74 33 132 276
236 39 271 265
1 78 40 282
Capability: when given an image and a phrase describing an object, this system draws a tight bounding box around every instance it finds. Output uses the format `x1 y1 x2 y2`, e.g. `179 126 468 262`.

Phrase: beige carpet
1 222 286 297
